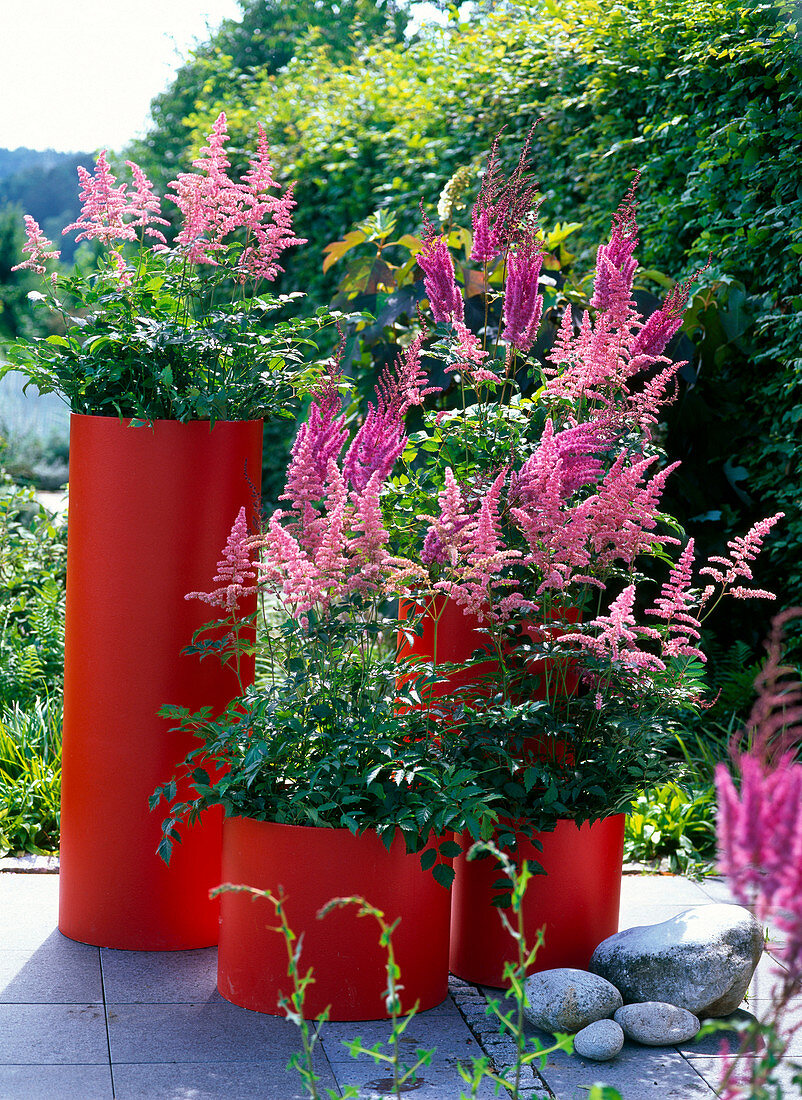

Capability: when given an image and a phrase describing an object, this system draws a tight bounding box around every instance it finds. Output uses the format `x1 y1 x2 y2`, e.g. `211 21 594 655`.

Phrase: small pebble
573 1018 625 1061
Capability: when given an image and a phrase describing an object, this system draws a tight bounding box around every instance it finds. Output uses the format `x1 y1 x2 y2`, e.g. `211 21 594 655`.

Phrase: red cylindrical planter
59 415 263 950
449 815 625 986
218 818 451 1020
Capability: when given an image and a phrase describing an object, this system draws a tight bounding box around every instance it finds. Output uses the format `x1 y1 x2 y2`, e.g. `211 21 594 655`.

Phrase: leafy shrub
0 699 61 855
0 475 66 707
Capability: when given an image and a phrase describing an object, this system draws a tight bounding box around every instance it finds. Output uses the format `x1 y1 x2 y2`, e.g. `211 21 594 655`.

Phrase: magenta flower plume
631 259 711 360
469 125 539 262
645 539 705 661
63 151 137 245
591 173 640 319
185 506 259 612
342 345 430 491
418 214 464 325
699 512 784 600
281 377 348 548
12 216 60 273
501 237 544 353
715 610 802 975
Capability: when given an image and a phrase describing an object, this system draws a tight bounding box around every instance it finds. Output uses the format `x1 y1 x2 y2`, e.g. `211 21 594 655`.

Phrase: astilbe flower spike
417 211 464 325
715 609 802 978
631 258 712 360
185 506 259 611
169 112 241 265
645 539 705 661
237 123 306 283
125 160 169 245
501 232 545 354
12 216 60 273
699 512 785 603
561 584 664 673
590 173 640 322
469 124 539 263
63 151 137 245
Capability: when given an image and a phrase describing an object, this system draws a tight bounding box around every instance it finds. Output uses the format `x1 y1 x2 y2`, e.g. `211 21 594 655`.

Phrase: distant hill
0 147 95 264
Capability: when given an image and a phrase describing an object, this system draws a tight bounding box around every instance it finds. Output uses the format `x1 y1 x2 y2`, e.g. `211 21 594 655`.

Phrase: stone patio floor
1 870 799 1099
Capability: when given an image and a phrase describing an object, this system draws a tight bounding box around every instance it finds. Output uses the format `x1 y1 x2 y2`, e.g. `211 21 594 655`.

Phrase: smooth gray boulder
590 904 763 1018
614 1002 701 1046
523 968 623 1034
573 1018 625 1061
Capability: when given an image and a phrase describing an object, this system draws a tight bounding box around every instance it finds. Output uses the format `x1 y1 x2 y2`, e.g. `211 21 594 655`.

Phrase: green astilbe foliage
0 478 66 707
0 699 62 856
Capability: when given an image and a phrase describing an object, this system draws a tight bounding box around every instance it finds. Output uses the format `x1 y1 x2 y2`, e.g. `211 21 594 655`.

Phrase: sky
0 0 449 155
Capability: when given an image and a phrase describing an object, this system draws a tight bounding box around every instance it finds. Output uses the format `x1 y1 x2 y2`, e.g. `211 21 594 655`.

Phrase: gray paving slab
0 873 59 949
0 1003 109 1064
111 1059 339 1099
0 1064 113 1100
100 945 220 1003
0 936 102 1002
530 1041 718 1099
619 873 713 907
326 1057 521 1099
683 1053 802 1097
106 1001 305 1063
320 1003 483 1065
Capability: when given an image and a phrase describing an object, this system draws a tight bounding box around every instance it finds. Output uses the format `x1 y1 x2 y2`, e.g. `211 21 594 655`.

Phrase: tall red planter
59 415 263 950
449 815 625 986
217 818 452 1020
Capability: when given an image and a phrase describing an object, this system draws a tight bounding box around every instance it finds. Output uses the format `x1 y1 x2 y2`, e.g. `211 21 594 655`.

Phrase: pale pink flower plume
561 584 664 672
125 160 169 245
63 151 137 245
645 539 705 660
699 513 784 601
12 216 60 273
185 506 259 611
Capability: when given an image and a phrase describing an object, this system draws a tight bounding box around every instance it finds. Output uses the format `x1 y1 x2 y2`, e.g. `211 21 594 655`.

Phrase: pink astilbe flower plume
631 257 712 360
645 539 705 661
125 160 169 245
237 123 306 283
347 471 391 594
12 216 60 273
501 232 545 353
185 506 259 611
469 124 539 263
169 112 240 265
418 209 464 325
715 609 802 975
63 151 137 245
589 454 681 568
591 173 640 320
562 584 664 672
281 373 348 549
699 512 784 603
447 321 503 385
421 468 472 567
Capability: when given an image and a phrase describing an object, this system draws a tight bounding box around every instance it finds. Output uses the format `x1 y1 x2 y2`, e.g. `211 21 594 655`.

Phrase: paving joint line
97 947 116 1098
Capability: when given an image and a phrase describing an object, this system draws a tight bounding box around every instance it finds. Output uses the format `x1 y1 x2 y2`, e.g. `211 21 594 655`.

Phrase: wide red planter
217 817 452 1019
59 414 262 949
449 815 625 987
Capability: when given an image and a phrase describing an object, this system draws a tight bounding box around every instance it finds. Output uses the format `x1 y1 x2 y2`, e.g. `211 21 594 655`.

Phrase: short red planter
449 815 625 987
217 817 452 1020
59 414 262 950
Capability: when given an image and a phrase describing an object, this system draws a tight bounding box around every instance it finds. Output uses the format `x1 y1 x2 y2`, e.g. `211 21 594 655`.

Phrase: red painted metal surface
449 815 625 986
217 818 452 1019
59 414 262 949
